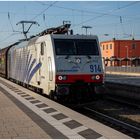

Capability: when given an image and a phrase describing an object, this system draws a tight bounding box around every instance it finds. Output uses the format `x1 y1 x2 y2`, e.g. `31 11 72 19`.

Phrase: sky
0 1 140 48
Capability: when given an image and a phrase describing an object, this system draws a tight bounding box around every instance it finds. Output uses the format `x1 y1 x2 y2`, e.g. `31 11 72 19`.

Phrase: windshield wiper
87 55 91 59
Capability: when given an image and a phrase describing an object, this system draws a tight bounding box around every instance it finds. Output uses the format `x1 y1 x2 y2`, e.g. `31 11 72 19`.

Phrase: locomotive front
52 35 104 100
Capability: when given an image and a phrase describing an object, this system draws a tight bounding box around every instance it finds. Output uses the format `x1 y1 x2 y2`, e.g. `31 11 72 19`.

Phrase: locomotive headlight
58 76 63 80
95 75 100 80
58 75 67 80
91 75 100 80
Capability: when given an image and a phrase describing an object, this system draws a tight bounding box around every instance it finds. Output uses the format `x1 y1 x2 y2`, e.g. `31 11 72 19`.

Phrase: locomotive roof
35 34 98 42
3 34 99 51
50 34 98 40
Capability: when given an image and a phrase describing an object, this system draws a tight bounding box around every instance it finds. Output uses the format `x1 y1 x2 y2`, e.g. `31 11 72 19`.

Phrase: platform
105 74 140 86
0 77 131 139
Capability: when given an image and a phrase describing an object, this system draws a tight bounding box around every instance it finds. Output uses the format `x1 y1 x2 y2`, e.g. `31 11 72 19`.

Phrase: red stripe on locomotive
56 74 103 84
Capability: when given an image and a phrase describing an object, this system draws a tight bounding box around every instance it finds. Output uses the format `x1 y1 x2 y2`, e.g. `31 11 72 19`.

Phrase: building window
106 44 108 50
110 44 112 49
132 43 136 49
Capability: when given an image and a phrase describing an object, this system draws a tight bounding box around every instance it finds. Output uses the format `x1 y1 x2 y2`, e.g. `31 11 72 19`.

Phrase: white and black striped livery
0 34 104 101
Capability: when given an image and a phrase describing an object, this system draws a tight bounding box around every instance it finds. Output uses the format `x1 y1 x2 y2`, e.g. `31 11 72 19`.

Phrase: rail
83 107 140 138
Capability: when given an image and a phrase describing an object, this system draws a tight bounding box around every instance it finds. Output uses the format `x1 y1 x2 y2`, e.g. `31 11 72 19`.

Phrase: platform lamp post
82 26 92 35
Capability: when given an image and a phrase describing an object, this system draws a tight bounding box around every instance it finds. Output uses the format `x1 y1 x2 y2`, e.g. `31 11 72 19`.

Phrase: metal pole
81 26 92 35
125 46 129 66
16 20 39 39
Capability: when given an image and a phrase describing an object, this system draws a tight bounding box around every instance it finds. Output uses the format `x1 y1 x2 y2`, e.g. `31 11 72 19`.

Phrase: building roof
100 39 140 44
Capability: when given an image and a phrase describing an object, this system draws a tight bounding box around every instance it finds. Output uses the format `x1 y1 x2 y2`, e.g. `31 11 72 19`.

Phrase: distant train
0 26 104 101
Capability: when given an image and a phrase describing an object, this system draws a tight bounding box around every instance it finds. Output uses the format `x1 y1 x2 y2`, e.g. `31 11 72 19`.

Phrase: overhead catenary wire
31 1 57 21
0 1 57 45
37 1 119 18
21 1 57 34
37 1 140 21
36 0 140 38
72 1 140 28
1 1 140 29
34 1 140 40
0 1 140 45
8 12 15 32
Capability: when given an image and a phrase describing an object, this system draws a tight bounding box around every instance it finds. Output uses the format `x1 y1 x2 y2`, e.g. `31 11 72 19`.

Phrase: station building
100 39 140 66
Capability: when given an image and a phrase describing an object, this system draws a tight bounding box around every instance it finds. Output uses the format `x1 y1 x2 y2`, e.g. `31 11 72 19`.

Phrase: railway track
105 95 140 109
82 106 140 138
1 77 140 138
65 94 140 138
69 94 140 138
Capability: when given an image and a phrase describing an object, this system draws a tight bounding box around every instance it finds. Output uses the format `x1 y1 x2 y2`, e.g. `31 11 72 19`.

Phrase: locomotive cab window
54 39 99 55
41 42 46 55
54 40 76 55
76 40 99 55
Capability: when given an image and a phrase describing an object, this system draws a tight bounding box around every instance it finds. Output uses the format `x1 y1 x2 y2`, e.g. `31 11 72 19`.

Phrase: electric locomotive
0 24 104 101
